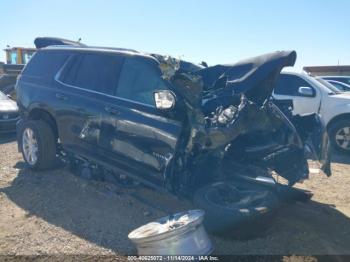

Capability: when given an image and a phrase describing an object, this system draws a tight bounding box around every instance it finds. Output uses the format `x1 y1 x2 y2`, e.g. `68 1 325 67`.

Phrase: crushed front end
151 51 331 194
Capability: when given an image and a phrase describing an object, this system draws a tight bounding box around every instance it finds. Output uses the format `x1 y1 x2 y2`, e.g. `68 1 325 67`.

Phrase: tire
19 120 57 170
329 119 350 154
193 181 280 239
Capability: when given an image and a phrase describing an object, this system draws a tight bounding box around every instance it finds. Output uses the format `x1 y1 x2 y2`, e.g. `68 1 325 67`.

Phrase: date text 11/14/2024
127 256 220 261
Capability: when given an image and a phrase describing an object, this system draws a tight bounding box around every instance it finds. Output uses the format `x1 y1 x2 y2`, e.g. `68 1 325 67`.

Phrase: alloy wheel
335 127 350 150
22 128 39 165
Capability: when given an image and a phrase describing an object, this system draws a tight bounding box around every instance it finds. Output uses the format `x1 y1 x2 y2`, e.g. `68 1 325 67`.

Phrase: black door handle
55 93 68 101
104 106 119 115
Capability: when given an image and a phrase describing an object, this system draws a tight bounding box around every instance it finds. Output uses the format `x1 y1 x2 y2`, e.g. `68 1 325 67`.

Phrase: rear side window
116 57 168 106
60 52 124 95
22 51 69 82
275 74 313 96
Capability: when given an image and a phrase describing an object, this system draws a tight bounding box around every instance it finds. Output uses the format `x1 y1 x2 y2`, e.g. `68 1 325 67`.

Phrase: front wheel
193 181 280 239
19 120 57 170
329 119 350 154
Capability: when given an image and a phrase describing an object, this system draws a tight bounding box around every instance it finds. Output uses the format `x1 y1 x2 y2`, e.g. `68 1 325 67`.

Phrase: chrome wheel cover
335 127 350 150
22 128 38 165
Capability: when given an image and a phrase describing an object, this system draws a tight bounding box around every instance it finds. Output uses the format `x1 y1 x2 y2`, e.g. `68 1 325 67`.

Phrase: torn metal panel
151 54 181 81
150 50 329 188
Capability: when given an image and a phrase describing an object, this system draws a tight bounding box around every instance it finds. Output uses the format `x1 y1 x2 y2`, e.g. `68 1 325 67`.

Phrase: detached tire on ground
19 120 57 170
329 119 350 154
193 181 280 239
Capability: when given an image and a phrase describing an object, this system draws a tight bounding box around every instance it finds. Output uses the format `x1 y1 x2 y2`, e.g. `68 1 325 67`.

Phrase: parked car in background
0 74 17 99
273 72 350 153
0 91 19 133
0 80 17 100
324 79 350 92
314 77 350 93
321 76 350 86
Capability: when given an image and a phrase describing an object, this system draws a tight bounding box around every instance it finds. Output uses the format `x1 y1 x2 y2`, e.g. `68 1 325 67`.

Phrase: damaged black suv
16 44 331 235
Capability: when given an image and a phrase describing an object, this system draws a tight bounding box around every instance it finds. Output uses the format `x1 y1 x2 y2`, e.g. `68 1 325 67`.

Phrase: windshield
323 77 350 85
330 81 350 92
0 91 8 100
314 77 342 94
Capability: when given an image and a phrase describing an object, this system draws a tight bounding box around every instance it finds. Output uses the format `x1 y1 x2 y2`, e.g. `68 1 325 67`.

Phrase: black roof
42 45 157 62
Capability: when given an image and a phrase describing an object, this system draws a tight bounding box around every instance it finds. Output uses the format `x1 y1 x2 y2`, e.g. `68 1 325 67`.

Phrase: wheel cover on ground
22 128 38 165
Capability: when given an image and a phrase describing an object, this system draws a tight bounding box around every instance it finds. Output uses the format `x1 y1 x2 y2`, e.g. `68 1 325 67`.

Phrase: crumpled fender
292 114 332 177
152 51 328 188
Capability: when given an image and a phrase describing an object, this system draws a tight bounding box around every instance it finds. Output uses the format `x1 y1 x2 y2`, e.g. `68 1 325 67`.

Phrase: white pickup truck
273 72 350 153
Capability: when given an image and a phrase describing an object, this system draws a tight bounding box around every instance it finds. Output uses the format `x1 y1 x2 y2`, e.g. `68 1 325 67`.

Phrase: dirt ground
1 133 350 258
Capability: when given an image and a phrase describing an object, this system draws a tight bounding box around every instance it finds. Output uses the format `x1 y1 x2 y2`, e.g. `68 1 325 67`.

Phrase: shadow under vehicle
15 42 331 236
2 166 350 255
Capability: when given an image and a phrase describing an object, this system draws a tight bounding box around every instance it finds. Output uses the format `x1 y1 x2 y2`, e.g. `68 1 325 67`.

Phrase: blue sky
1 0 349 71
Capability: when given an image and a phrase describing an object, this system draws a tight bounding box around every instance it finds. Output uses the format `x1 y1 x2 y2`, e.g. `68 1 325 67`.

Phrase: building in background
4 47 36 65
303 65 350 76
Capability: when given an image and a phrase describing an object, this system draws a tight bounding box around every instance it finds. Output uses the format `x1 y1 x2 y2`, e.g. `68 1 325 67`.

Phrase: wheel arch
27 108 59 140
327 113 350 130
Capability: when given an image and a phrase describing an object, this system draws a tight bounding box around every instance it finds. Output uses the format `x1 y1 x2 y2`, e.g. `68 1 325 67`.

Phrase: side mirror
298 86 314 97
6 94 12 99
154 90 176 110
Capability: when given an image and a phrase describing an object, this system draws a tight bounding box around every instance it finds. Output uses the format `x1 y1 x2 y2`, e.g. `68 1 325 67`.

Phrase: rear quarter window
22 51 69 84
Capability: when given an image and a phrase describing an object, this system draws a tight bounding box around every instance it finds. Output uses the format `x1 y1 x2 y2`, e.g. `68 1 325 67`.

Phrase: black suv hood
197 51 297 104
155 51 296 111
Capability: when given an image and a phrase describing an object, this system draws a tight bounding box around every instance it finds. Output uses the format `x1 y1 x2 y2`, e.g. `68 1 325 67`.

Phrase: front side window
275 75 313 96
116 57 168 106
60 52 124 95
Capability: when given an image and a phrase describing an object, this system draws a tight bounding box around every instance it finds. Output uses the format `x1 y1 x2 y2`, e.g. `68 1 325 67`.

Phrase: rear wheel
19 120 57 170
329 119 350 154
